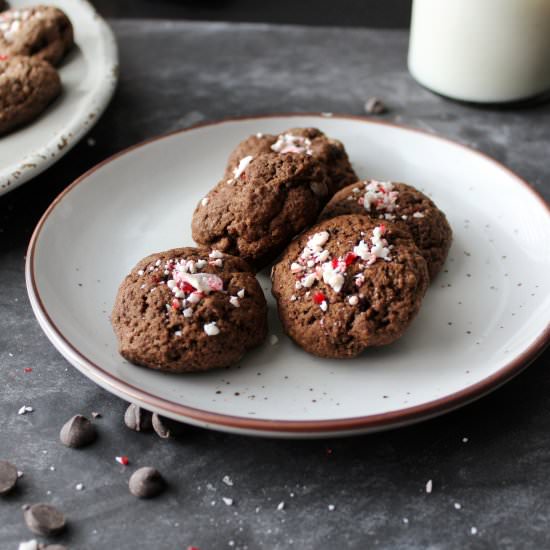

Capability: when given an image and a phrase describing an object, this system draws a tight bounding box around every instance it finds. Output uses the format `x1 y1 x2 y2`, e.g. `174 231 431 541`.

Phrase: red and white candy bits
271 133 313 155
137 252 237 336
358 180 399 213
290 225 393 312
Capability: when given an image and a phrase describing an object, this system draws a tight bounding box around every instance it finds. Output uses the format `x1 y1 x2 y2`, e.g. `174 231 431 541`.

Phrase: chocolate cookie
112 247 268 373
319 180 452 280
225 127 357 195
0 6 74 66
192 152 331 270
272 215 429 358
0 55 61 136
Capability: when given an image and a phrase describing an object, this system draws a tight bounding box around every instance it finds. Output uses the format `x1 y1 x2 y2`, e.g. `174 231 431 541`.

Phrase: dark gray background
1 12 550 550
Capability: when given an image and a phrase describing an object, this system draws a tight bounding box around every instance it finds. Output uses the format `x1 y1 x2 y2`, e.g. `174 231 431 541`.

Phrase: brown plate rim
26 113 550 434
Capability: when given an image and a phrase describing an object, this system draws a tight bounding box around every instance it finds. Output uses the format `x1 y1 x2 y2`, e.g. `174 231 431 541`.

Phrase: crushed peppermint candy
289 226 393 311
75 483 84 491
353 225 392 265
17 405 33 415
321 259 346 293
116 456 129 466
0 8 37 42
425 479 433 493
201 197 209 206
182 308 193 318
312 291 326 304
187 292 201 304
412 212 425 218
276 501 286 511
271 133 313 155
177 272 223 294
232 155 254 180
358 180 399 213
222 497 233 506
204 322 220 336
237 288 245 299
135 254 238 326
328 504 335 511
229 296 240 307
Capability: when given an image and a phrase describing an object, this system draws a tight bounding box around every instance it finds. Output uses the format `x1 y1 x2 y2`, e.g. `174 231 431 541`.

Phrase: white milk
408 0 550 103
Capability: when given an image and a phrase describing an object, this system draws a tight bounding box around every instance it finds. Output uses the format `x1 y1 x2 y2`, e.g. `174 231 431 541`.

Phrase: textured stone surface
0 20 549 549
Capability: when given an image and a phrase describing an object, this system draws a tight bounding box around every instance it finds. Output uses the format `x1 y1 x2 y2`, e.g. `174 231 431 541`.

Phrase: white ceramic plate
26 114 550 438
0 0 118 196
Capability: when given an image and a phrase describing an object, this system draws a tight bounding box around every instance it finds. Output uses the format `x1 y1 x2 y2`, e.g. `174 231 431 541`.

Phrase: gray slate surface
1 20 549 550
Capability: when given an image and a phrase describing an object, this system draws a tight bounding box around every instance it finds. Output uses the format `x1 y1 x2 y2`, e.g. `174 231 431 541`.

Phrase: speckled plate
0 0 118 196
26 114 550 438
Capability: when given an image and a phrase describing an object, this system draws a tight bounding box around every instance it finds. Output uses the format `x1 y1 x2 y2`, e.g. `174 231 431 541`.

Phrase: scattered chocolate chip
0 460 18 495
59 415 97 448
152 413 188 439
364 96 387 115
129 467 165 498
152 413 171 438
124 403 152 432
22 503 66 536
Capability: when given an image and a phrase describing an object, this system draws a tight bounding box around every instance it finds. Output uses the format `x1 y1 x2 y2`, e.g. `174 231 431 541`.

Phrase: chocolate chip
22 503 66 536
128 467 165 498
152 413 186 439
59 415 97 448
0 460 18 494
152 413 170 438
364 96 387 115
124 403 152 432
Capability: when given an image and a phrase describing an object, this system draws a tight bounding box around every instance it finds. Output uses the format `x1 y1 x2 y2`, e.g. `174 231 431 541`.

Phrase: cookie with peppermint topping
0 5 73 66
112 247 267 373
224 127 357 195
272 214 429 358
319 180 452 279
193 151 331 270
0 55 60 135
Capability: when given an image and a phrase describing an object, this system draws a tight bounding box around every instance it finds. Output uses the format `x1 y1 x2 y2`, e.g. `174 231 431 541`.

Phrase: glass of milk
408 0 550 103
